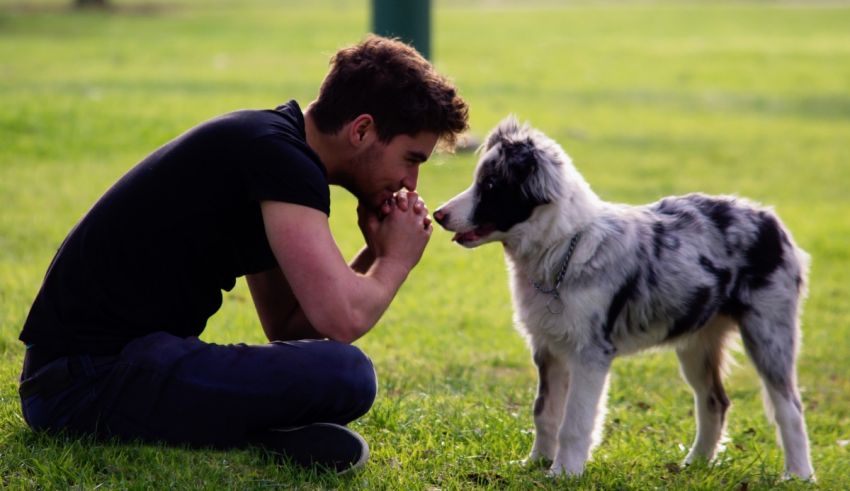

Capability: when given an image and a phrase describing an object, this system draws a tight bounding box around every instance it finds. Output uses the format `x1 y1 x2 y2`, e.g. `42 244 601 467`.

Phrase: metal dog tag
546 295 564 315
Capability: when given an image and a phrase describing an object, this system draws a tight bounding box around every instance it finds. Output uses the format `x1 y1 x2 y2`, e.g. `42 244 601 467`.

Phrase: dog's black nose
433 208 448 225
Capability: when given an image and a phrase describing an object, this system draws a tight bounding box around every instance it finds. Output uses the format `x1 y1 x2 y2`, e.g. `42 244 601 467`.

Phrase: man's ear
348 114 375 149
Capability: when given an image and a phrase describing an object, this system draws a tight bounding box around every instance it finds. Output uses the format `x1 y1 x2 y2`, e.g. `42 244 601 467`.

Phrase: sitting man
18 35 469 473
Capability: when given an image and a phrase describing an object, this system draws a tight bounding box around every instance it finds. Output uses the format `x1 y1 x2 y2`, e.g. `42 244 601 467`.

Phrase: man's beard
349 145 386 209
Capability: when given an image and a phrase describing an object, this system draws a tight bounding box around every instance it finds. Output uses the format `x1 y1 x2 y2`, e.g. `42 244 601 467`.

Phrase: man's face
352 131 439 209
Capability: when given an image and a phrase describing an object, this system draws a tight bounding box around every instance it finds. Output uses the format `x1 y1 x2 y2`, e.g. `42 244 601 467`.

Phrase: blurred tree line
76 0 108 8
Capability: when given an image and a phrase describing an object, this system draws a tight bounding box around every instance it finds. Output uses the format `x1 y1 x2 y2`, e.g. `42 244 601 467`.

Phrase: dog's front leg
549 349 612 477
527 348 570 465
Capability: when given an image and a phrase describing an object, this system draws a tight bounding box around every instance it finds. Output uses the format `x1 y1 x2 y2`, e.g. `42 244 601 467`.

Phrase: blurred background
1 0 848 488
3 0 848 349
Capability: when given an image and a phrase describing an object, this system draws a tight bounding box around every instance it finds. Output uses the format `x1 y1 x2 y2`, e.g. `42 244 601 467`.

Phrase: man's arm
348 246 375 275
246 268 323 341
247 199 417 342
246 246 383 342
259 196 430 344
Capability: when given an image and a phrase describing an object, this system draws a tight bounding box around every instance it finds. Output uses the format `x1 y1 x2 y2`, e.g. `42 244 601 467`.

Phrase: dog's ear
482 115 521 152
504 138 538 182
515 138 553 205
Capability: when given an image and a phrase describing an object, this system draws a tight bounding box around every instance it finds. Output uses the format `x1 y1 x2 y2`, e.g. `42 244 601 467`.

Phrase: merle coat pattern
433 116 814 479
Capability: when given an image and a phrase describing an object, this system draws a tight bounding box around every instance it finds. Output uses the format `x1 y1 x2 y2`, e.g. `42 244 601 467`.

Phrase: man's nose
402 167 419 192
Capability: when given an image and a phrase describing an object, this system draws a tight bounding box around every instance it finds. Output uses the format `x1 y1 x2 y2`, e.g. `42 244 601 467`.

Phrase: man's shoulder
219 100 303 135
204 107 294 140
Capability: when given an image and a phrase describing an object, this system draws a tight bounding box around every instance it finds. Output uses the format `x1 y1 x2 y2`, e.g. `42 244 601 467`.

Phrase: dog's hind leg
549 348 612 477
676 315 736 465
527 347 570 465
738 294 814 480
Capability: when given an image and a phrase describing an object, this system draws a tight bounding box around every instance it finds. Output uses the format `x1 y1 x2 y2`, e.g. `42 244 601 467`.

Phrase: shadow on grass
1 426 355 488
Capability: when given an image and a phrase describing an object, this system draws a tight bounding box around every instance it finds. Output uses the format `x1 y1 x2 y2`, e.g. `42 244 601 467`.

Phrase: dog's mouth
452 224 496 245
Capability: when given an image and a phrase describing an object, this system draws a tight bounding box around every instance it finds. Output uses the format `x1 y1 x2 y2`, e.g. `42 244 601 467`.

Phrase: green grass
2 0 850 488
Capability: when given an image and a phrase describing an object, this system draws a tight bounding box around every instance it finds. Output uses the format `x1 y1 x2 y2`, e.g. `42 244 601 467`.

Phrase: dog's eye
481 177 495 191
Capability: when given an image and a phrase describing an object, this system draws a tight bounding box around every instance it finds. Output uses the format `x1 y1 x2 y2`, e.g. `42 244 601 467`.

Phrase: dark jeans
19 332 377 448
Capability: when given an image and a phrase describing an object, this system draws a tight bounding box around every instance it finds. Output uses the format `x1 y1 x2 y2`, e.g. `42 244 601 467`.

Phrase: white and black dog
433 116 814 479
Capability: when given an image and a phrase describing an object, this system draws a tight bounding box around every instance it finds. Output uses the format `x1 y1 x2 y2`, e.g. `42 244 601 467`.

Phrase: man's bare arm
260 199 430 344
349 246 375 275
247 243 382 342
246 268 323 341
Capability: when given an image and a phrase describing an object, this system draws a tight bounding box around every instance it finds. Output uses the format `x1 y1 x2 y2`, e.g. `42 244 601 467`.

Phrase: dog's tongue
452 225 495 243
452 230 479 243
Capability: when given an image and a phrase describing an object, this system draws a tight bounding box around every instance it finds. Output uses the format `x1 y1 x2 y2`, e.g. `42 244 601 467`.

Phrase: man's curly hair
310 35 469 150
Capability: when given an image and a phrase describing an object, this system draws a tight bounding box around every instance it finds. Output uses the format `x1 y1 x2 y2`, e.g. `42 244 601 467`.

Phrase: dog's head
434 116 564 247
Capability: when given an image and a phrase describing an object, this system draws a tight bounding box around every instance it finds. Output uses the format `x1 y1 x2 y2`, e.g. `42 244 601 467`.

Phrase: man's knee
265 340 377 424
322 342 377 420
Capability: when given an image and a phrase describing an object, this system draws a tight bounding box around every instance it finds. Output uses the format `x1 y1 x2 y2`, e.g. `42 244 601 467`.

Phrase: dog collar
531 232 581 314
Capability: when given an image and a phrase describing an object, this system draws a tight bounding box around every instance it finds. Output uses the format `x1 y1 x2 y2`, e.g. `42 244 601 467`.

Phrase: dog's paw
682 448 716 468
782 470 816 483
546 461 584 478
517 455 552 469
682 453 705 467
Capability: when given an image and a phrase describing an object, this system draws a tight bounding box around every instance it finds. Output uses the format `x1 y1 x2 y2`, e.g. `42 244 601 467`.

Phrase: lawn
1 0 849 488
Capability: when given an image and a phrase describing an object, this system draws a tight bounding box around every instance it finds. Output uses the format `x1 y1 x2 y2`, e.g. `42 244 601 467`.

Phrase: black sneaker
253 423 369 474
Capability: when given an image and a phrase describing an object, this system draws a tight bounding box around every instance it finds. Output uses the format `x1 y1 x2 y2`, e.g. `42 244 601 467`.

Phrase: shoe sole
261 422 369 475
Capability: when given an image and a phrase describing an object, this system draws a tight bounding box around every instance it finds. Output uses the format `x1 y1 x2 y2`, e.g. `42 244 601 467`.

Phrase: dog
433 116 814 480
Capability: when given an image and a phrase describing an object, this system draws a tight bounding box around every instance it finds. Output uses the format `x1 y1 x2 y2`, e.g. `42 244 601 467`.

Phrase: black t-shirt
20 100 329 356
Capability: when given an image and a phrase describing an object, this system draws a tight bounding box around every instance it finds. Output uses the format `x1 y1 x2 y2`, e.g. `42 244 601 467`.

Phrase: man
18 35 469 473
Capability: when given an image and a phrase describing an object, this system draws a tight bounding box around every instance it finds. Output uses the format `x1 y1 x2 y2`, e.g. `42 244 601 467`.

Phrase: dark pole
75 0 108 7
371 0 431 60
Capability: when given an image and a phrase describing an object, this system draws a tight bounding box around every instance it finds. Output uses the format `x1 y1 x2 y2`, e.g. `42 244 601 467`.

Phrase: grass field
2 0 850 488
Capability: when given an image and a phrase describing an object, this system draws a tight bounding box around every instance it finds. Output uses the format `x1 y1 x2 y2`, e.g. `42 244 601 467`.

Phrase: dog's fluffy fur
434 116 814 479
